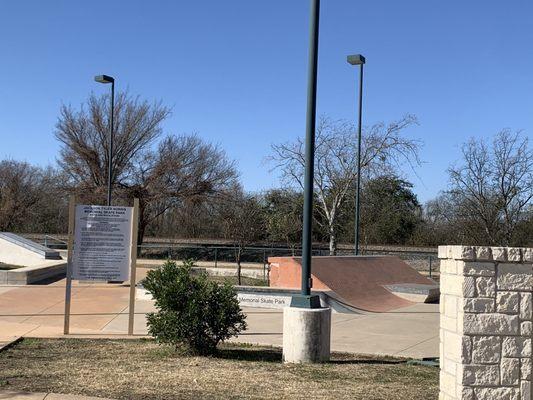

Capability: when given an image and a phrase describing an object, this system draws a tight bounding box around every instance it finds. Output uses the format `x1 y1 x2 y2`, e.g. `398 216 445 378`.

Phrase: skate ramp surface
268 256 438 313
0 232 61 260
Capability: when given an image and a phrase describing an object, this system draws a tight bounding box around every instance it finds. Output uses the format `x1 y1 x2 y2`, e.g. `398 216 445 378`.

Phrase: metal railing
33 234 439 279
42 234 68 249
135 243 439 279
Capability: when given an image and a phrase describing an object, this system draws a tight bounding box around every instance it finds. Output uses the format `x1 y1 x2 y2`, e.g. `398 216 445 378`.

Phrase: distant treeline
1 91 531 251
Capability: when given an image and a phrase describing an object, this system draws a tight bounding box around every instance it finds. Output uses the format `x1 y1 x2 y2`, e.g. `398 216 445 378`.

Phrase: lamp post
292 0 321 309
282 0 330 365
94 74 115 206
347 54 365 255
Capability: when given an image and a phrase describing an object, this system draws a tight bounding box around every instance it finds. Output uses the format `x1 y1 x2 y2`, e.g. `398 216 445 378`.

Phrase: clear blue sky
1 0 532 202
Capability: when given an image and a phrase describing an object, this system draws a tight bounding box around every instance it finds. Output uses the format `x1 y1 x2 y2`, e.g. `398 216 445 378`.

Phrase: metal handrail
42 234 68 248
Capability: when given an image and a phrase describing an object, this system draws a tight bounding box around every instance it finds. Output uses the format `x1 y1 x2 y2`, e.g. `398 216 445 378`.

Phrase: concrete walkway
0 391 113 399
0 280 439 359
233 304 439 358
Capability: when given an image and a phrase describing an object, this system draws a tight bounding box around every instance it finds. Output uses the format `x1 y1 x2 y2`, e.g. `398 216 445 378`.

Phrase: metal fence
35 234 439 279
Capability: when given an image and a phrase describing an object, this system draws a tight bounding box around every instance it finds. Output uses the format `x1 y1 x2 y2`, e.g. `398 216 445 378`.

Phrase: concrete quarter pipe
269 256 438 312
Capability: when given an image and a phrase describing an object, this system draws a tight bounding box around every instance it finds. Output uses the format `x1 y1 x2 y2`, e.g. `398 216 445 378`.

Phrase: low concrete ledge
138 264 267 280
194 267 266 280
137 285 295 304
236 286 297 309
235 287 364 314
0 261 66 285
384 283 439 303
136 285 360 314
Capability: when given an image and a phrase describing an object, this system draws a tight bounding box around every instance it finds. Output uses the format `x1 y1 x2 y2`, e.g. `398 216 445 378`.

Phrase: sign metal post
63 195 76 335
128 198 139 335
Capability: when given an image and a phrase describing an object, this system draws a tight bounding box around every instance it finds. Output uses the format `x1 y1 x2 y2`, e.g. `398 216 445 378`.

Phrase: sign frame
63 196 140 335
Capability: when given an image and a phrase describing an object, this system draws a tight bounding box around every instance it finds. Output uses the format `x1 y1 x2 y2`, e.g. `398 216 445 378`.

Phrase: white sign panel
72 205 133 281
237 293 292 309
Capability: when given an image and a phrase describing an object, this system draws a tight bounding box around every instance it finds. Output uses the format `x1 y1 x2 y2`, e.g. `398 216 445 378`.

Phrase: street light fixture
94 74 115 206
347 54 365 255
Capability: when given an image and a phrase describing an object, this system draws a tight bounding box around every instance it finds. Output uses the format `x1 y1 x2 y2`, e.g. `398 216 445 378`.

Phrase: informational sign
72 205 133 281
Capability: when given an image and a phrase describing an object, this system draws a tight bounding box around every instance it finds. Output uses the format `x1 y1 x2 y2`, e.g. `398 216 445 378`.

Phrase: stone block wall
439 245 532 400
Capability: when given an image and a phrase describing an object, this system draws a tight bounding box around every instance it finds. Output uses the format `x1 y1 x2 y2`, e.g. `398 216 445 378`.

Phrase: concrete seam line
393 334 439 357
99 303 130 331
18 286 87 324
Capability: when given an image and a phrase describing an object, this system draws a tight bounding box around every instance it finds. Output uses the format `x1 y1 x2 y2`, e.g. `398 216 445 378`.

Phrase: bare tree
0 161 67 233
0 160 43 231
219 192 265 285
270 115 421 254
448 130 533 245
55 92 238 244
55 91 171 200
127 134 239 244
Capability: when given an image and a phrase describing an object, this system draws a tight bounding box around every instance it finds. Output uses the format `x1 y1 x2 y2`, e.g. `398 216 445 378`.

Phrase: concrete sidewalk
232 304 439 358
0 391 113 399
0 280 439 359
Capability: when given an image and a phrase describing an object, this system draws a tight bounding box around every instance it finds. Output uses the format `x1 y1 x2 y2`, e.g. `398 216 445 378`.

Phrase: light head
94 74 115 84
347 54 366 66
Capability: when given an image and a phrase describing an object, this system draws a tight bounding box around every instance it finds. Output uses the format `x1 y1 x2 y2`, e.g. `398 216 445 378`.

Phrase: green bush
143 259 247 355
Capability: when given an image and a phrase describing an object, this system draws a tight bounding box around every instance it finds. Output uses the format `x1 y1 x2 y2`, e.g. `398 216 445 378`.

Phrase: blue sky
0 0 532 202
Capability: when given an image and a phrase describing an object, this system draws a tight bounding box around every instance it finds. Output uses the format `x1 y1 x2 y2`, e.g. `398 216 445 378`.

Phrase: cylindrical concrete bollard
282 306 331 363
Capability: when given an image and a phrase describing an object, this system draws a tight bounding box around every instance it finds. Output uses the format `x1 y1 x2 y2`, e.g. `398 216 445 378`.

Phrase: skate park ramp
0 232 62 267
268 256 438 313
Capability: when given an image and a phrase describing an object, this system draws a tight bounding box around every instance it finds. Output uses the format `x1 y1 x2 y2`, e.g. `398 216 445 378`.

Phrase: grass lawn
0 338 438 400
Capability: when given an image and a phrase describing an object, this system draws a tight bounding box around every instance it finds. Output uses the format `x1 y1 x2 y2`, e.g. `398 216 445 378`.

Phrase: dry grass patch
0 338 438 400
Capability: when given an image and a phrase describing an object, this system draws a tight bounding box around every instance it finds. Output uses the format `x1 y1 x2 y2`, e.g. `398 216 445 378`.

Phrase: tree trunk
329 226 337 256
137 201 148 247
236 246 242 285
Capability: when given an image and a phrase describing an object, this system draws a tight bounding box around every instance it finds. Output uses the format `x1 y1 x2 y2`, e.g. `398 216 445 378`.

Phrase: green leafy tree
360 176 421 245
144 260 247 355
263 189 303 252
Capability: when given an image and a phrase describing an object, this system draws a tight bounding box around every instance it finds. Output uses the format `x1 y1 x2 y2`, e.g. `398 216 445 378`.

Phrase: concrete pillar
282 306 331 363
438 245 532 400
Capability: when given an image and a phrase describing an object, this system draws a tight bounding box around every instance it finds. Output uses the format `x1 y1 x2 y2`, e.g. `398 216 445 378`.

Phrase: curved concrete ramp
269 256 438 313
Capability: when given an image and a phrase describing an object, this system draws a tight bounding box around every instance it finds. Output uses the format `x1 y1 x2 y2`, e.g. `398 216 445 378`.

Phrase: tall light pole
347 54 365 255
94 74 115 206
292 0 321 309
282 0 330 365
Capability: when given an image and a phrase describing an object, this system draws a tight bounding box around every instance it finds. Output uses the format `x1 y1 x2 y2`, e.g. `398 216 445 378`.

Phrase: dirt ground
0 338 438 400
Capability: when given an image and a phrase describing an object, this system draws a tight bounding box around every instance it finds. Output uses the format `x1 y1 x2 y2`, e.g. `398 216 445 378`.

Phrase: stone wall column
439 245 532 400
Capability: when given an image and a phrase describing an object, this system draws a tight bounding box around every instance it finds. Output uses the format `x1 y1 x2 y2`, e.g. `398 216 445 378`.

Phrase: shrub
143 259 247 355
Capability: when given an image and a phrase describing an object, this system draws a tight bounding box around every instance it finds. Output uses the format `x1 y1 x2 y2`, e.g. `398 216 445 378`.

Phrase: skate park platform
268 256 439 313
0 232 61 260
0 233 66 284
